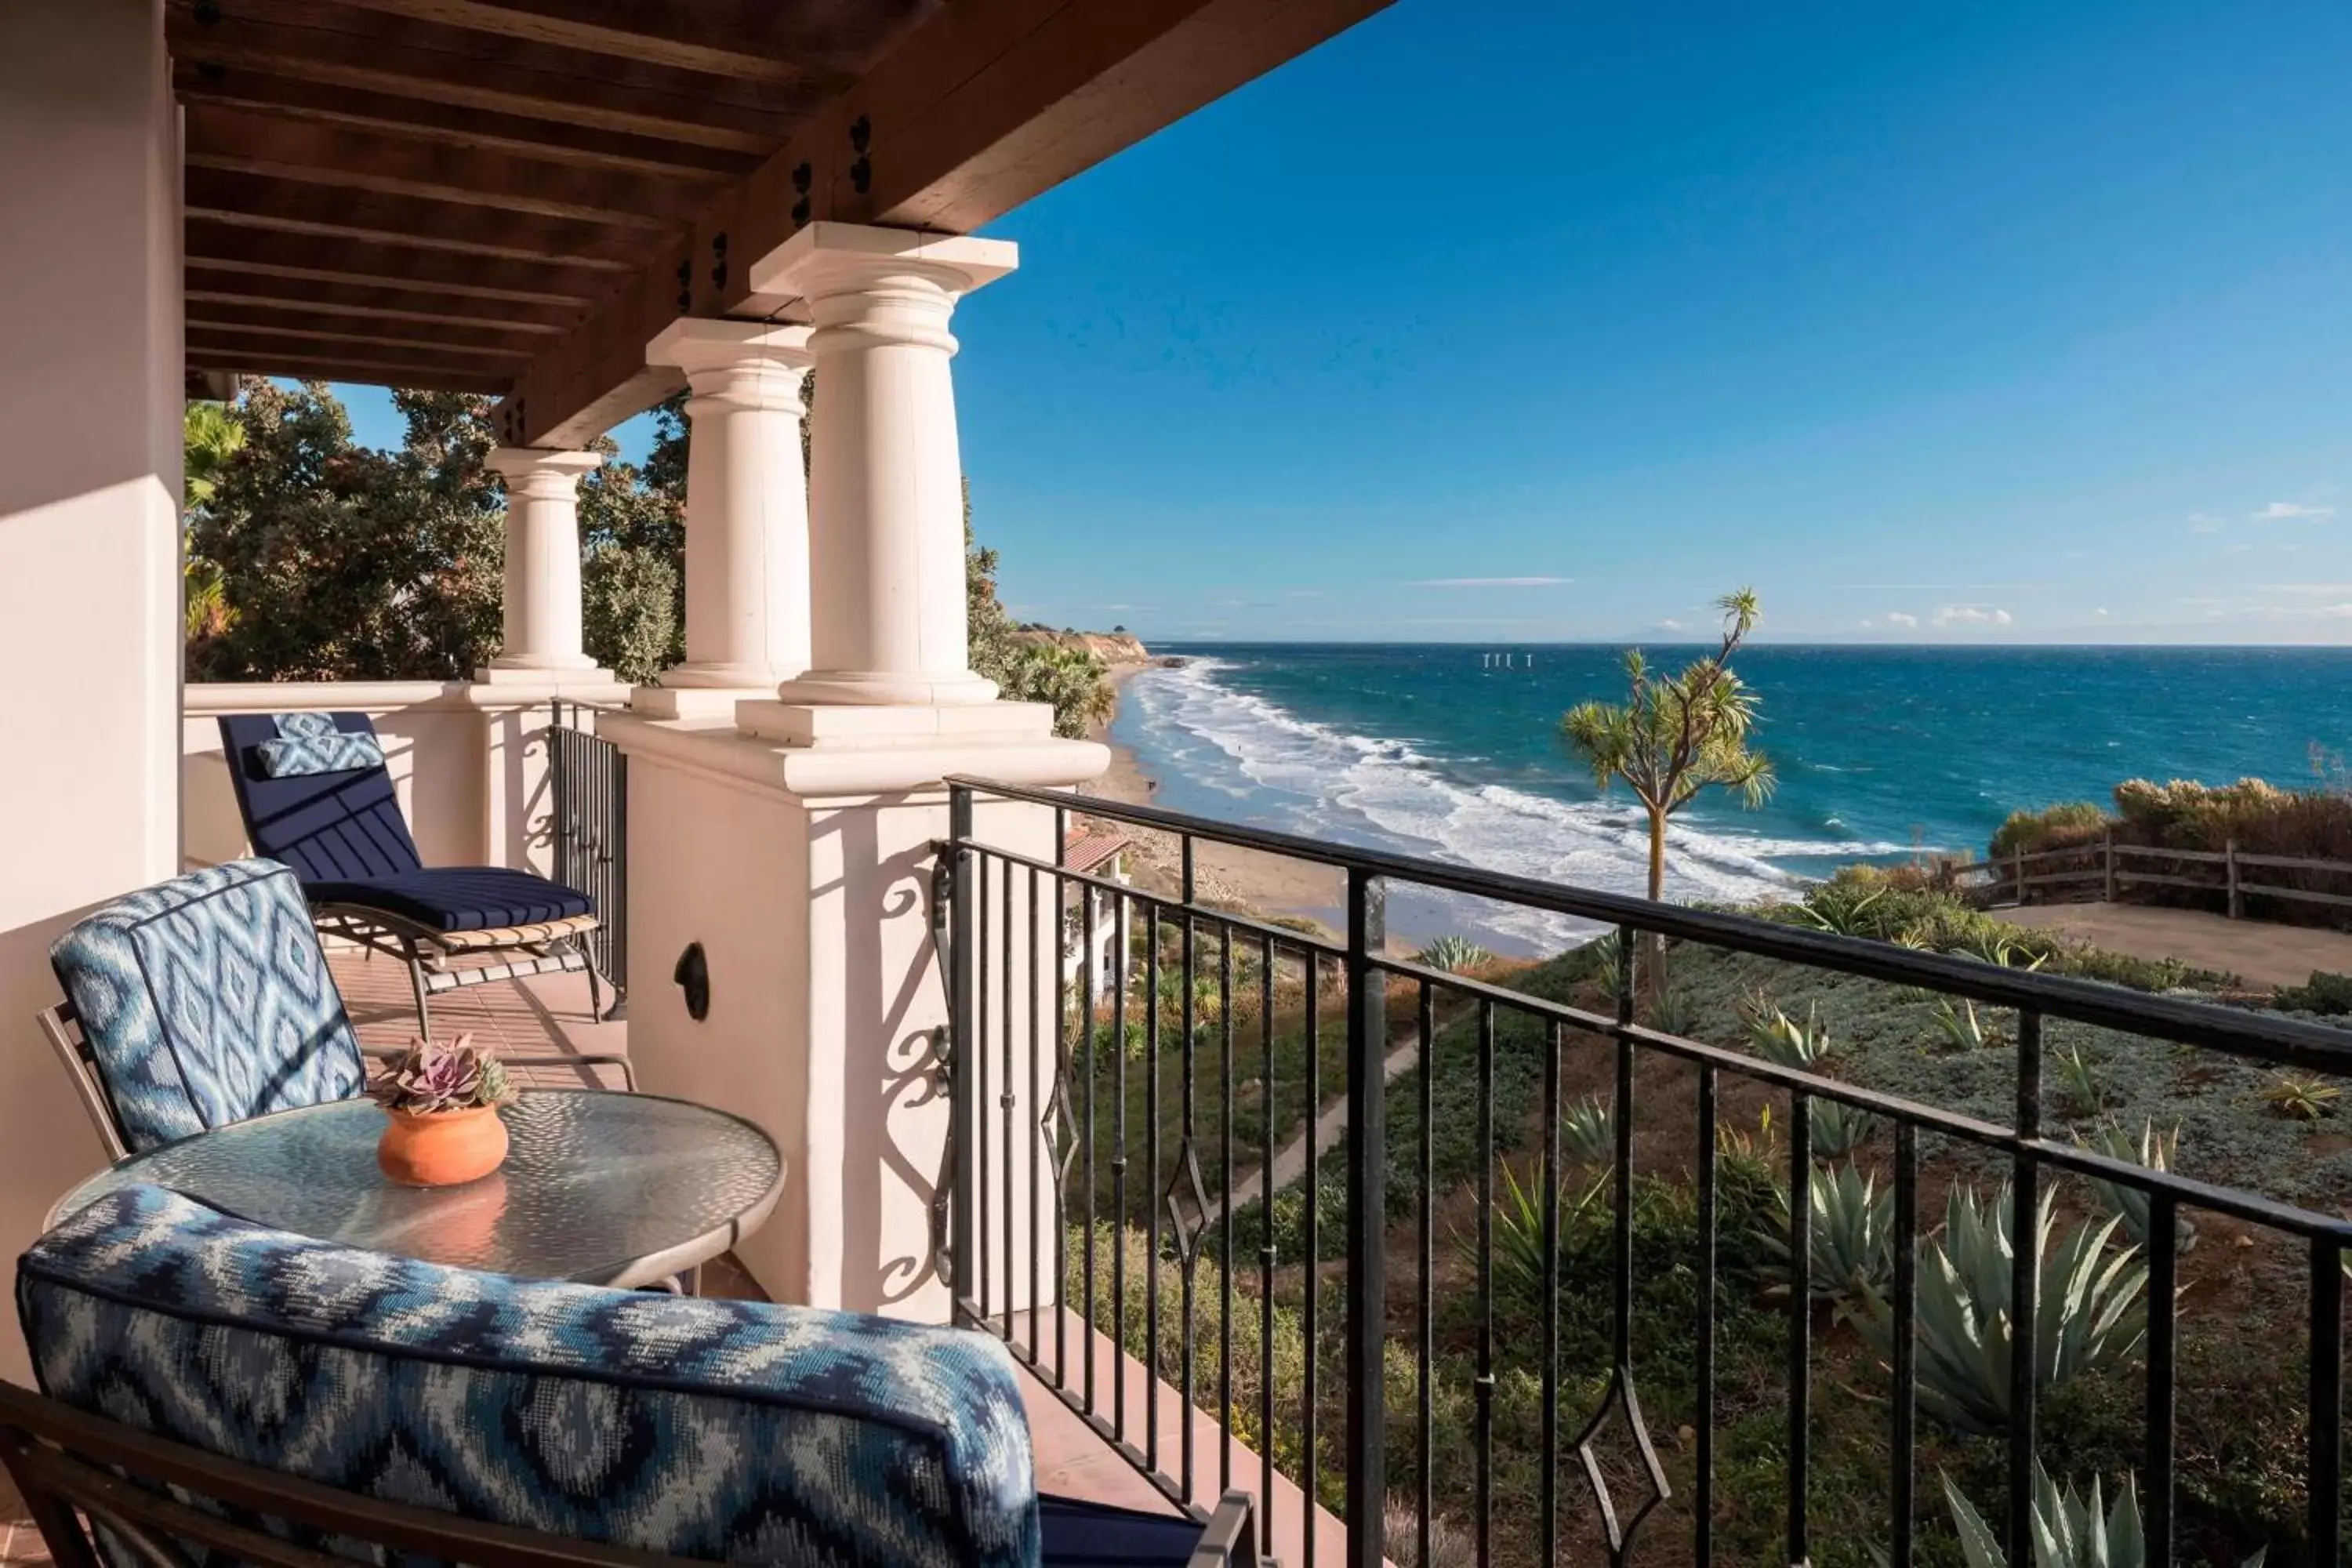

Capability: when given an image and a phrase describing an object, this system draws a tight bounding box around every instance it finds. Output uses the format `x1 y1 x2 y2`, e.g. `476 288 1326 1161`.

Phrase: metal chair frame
35 997 637 1167
0 1379 1261 1568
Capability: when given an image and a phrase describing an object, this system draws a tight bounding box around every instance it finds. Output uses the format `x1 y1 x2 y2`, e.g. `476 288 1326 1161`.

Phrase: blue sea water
1112 644 2352 953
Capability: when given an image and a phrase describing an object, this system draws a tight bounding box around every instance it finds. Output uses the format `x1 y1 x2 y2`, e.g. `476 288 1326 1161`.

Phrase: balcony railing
548 700 627 1000
941 777 2352 1568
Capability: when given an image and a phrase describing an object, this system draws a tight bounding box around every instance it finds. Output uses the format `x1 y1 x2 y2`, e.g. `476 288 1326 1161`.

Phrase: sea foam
1121 658 1912 953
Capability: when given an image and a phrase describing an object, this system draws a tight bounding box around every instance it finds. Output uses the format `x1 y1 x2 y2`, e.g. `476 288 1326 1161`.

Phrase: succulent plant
1740 990 1832 1070
1929 996 2003 1051
1760 1160 1894 1305
1936 1461 2266 1568
1562 1094 1616 1167
2259 1072 2341 1121
1859 1181 2147 1436
2054 1044 2104 1117
1806 1098 1881 1160
1414 935 1494 974
2076 1120 2189 1250
368 1033 517 1116
1486 1159 1606 1303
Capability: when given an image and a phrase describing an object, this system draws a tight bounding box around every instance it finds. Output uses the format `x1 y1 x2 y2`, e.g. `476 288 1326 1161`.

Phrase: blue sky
340 0 2352 644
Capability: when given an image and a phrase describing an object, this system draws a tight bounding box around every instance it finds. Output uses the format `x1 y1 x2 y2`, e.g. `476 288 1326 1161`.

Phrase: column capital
648 319 815 412
750 223 1018 353
486 445 601 499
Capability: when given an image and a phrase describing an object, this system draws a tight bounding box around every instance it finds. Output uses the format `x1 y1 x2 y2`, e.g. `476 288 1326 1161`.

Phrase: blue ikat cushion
254 713 386 777
16 1185 1043 1568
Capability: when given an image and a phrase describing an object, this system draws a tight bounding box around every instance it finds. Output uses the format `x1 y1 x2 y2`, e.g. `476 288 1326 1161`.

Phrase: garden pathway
1999 903 2352 990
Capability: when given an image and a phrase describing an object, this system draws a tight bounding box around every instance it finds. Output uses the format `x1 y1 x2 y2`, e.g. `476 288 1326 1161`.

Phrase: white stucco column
754 224 1018 707
482 446 608 679
0 0 181 1383
633 320 814 719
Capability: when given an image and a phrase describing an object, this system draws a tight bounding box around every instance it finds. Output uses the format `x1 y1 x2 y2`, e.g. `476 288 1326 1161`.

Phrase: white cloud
2251 501 2336 522
1859 619 1876 630
2187 513 2226 533
1934 605 2013 626
1884 611 1919 628
2092 607 2111 618
1657 619 1686 630
1406 575 1572 588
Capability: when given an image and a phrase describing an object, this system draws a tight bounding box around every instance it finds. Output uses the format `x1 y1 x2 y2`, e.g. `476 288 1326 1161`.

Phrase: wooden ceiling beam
503 0 1398 446
172 67 755 182
185 270 575 334
186 168 652 267
184 333 515 391
183 228 615 307
167 2 822 143
183 102 699 228
317 0 898 85
187 299 551 355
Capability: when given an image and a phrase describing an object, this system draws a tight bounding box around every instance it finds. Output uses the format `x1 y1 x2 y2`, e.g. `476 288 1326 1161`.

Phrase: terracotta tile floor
329 950 630 1090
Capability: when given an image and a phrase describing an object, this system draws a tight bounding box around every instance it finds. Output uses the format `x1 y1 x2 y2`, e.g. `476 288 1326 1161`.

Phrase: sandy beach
1072 664 1346 930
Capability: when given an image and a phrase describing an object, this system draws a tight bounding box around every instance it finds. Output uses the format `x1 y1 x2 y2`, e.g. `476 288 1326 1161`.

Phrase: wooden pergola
172 0 1392 447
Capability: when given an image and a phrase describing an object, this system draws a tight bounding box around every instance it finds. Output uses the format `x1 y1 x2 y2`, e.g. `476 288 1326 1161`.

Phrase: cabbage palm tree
1560 589 1774 993
183 400 247 644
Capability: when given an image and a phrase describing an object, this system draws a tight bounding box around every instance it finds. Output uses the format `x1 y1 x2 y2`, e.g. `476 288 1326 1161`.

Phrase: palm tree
182 401 247 644
1560 589 1776 993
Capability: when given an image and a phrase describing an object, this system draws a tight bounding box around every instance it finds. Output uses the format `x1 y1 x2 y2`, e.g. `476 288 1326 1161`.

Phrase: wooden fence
1965 829 2352 919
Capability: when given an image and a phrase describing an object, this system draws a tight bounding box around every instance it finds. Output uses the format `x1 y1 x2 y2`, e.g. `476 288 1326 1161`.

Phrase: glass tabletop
58 1090 785 1289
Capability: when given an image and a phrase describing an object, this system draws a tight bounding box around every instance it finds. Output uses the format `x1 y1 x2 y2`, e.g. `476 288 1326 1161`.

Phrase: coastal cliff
1013 627 1151 665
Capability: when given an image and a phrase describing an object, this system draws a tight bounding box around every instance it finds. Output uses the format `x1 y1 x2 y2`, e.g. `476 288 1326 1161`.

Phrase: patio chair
38 858 632 1161
5 1184 1259 1568
217 710 615 1036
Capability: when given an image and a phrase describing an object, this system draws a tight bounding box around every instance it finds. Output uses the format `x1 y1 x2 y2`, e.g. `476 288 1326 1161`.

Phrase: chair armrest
1192 1491 1260 1568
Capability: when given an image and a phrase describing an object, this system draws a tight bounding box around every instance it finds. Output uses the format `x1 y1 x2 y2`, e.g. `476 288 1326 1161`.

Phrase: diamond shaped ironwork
1040 1054 1078 1192
1162 1140 1212 1264
1571 1364 1671 1564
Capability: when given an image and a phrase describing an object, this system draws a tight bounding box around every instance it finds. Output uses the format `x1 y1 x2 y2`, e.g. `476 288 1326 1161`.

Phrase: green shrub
1990 800 2112 860
1859 1182 2146 1436
2273 969 2352 1015
1562 1095 1615 1166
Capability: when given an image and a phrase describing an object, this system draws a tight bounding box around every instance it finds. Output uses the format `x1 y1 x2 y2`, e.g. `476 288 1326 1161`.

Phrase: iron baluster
2008 1010 2044 1568
1343 868 1388 1568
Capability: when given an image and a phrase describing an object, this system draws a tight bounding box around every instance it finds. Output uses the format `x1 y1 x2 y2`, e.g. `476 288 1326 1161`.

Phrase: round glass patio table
53 1089 785 1290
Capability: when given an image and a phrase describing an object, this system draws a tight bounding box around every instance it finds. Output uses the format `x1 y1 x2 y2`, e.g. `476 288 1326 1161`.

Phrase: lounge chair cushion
307 866 594 933
255 728 387 778
20 1185 1044 1568
218 711 424 883
47 860 365 1152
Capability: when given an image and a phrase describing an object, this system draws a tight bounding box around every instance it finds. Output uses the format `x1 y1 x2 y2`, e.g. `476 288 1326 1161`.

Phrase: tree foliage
185 379 1110 734
1559 588 1775 906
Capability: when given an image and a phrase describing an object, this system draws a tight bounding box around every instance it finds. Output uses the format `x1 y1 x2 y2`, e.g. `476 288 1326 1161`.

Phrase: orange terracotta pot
376 1105 510 1187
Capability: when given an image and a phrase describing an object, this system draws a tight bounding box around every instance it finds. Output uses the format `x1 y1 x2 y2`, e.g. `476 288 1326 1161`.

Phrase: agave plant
1562 1095 1616 1166
1714 1107 1784 1221
1414 935 1494 975
1860 1181 2147 1436
1929 996 2004 1051
2076 1120 2190 1250
2054 1044 2104 1117
1648 985 1696 1037
1937 1462 2267 1568
2259 1072 2342 1121
1806 1098 1881 1160
1740 990 1832 1069
1760 1160 1894 1304
1789 883 1889 938
1486 1159 1607 1301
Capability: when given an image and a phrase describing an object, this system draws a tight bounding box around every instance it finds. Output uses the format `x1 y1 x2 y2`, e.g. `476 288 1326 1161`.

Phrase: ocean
1112 643 2352 954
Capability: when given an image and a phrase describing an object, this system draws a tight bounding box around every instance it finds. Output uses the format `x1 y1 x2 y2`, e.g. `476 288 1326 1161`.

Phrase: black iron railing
547 700 626 999
941 776 2352 1568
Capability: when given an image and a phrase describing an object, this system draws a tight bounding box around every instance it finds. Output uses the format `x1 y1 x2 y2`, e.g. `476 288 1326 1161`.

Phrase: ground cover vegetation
1057 865 2350 1565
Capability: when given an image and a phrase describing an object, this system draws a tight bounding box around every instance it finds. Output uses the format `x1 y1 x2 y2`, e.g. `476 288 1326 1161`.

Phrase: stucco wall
0 0 182 1384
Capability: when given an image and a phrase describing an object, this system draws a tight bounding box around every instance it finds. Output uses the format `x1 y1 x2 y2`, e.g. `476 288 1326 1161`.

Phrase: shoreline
1077 663 1347 931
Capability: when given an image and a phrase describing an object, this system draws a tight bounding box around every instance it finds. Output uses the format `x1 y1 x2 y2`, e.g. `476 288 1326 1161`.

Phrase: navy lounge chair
218 711 612 1036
